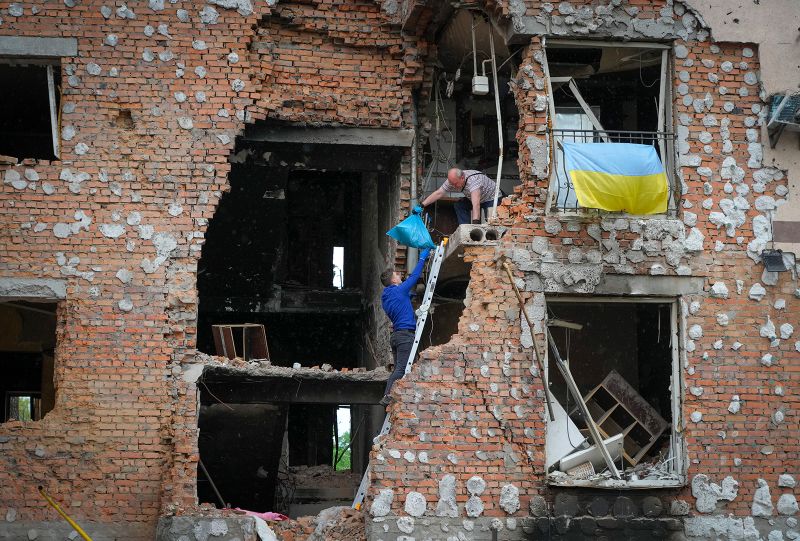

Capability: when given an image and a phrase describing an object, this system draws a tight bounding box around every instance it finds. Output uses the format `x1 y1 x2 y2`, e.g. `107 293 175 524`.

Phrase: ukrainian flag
562 142 669 215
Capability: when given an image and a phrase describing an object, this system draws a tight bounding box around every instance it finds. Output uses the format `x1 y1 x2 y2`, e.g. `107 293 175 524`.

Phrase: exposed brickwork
0 0 417 537
0 0 797 540
366 8 799 541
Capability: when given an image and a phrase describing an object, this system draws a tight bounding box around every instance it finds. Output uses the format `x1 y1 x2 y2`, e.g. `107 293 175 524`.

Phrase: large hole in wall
195 130 401 514
418 275 471 351
421 10 522 233
197 138 399 369
0 302 57 423
197 369 383 516
544 299 680 486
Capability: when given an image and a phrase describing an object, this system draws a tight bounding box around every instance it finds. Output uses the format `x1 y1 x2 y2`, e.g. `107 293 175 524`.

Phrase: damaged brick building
0 0 799 539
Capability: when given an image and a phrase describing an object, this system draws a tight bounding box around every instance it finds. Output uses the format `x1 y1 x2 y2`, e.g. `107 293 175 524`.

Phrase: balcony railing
549 129 678 214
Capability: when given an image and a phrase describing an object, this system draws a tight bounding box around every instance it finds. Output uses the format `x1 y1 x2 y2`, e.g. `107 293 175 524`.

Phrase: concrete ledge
0 277 67 300
156 516 258 541
445 223 506 257
243 126 415 147
0 36 78 57
0 521 153 541
595 275 705 297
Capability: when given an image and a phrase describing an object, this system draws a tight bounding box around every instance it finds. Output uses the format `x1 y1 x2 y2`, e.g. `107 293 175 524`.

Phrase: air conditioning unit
767 92 800 148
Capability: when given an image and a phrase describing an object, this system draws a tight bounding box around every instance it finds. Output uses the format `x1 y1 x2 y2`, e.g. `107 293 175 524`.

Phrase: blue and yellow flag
562 142 669 215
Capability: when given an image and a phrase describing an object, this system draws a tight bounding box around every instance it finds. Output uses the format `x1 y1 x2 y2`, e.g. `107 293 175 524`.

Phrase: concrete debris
692 474 738 513
370 489 394 517
749 283 767 301
404 492 427 517
752 478 774 517
779 475 797 488
436 475 458 518
499 484 520 514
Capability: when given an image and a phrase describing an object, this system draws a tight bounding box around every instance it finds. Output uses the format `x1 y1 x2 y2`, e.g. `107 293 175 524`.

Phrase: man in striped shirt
420 168 501 225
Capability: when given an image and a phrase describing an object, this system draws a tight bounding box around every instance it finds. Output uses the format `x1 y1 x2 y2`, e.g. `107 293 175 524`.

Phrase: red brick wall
369 32 798 534
0 0 418 534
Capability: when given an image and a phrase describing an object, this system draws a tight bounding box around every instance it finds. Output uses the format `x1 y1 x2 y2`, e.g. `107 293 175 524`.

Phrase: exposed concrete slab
0 520 153 540
0 277 67 300
0 36 78 57
444 224 506 259
440 224 506 284
243 126 415 147
595 275 705 296
200 373 387 405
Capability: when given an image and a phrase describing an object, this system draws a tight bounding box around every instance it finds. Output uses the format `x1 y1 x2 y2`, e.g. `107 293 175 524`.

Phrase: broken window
421 10 522 230
543 42 676 214
197 367 381 516
544 299 684 488
0 301 57 423
0 61 61 160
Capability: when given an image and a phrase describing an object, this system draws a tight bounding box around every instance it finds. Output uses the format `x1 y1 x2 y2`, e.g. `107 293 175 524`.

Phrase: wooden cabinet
575 370 669 466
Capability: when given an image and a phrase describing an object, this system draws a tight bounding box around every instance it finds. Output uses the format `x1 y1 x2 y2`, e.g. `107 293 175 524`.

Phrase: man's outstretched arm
397 248 431 295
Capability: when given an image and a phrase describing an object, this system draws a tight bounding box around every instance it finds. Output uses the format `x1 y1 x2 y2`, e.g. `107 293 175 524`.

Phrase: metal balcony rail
549 129 678 214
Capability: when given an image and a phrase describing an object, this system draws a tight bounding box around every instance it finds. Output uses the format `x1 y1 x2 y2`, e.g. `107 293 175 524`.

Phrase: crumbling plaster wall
0 0 425 538
366 2 799 540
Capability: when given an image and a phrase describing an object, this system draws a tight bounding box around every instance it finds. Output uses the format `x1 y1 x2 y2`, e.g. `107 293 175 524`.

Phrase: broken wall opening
0 301 57 422
422 10 521 231
545 299 681 486
197 368 384 516
196 126 402 516
0 61 61 161
418 275 471 351
197 134 401 370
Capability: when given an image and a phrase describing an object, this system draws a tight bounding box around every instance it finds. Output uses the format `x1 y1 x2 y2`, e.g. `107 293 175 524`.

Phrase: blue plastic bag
386 212 436 250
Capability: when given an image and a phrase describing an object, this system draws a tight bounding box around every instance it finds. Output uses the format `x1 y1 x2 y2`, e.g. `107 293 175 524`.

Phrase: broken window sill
546 208 677 220
548 477 686 490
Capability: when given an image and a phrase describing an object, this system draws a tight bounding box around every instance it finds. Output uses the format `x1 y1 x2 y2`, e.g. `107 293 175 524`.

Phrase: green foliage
14 396 32 422
334 431 351 471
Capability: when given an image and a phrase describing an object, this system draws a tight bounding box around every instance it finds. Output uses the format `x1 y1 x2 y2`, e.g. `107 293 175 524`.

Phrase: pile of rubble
272 506 365 541
289 465 362 488
195 352 389 381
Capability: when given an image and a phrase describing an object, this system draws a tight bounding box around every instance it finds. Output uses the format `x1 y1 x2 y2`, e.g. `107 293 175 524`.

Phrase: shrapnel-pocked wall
0 0 798 540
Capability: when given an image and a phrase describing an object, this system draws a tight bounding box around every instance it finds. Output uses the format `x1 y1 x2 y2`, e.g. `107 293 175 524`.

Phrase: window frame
0 57 61 160
541 39 676 217
543 295 687 489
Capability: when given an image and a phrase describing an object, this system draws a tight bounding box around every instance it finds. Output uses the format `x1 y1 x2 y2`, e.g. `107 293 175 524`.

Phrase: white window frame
544 296 686 489
541 39 674 216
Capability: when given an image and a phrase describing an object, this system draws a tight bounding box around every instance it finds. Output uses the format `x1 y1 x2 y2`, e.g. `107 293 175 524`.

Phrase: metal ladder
352 239 448 509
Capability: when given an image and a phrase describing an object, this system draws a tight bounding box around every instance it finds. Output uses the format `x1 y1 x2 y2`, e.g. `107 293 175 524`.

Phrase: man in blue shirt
379 247 431 406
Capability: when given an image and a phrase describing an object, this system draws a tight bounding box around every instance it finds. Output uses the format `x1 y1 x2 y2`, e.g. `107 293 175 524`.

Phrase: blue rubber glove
420 248 431 260
412 205 424 215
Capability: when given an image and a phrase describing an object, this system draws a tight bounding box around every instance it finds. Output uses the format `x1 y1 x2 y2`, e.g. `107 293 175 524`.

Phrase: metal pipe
501 261 554 421
471 16 478 79
407 103 419 273
199 458 226 509
488 25 504 221
38 486 93 541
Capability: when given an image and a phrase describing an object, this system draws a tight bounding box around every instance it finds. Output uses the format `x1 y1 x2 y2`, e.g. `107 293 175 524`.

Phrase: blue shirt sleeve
396 256 427 295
